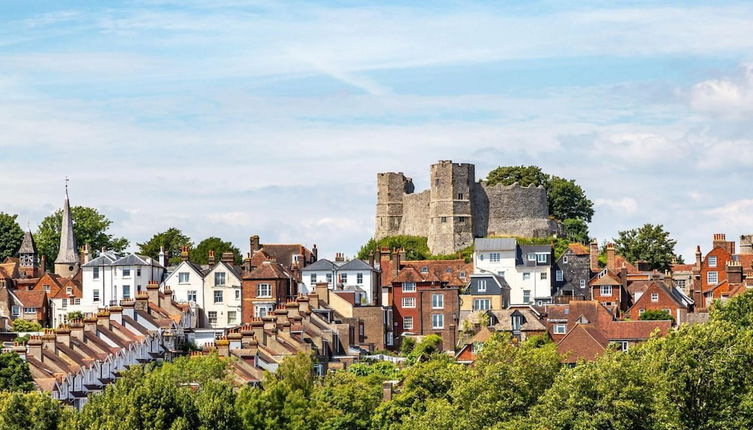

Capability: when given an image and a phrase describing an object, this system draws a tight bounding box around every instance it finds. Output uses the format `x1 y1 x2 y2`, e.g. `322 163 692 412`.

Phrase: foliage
11 319 42 332
13 334 30 344
407 335 443 363
485 166 594 223
0 353 35 392
137 228 193 266
639 309 674 323
561 218 590 244
35 206 128 266
0 390 72 430
357 236 473 263
711 290 753 329
0 213 24 262
399 337 416 356
66 311 84 321
613 223 679 272
191 237 241 265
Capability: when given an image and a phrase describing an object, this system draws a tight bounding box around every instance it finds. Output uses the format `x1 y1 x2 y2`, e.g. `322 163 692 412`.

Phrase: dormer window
420 266 428 273
478 280 487 292
44 285 50 293
512 315 523 331
460 271 466 279
66 287 73 295
563 256 568 264
527 253 536 261
403 282 416 292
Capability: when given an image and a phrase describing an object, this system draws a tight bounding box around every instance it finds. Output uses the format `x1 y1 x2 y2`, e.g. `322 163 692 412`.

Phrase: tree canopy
0 353 34 393
10 319 42 333
191 237 242 265
357 235 473 263
0 213 24 262
35 206 128 266
137 228 193 266
613 223 680 272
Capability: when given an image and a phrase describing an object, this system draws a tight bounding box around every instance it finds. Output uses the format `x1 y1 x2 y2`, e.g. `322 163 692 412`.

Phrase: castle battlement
375 161 559 254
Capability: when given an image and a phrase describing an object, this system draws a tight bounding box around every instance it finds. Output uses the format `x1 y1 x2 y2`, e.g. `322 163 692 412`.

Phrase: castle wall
399 190 430 237
478 183 556 238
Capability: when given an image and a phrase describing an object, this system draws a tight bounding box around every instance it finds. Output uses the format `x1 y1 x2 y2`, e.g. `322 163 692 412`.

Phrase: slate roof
302 259 337 272
338 259 375 271
81 253 118 267
18 231 37 254
464 273 510 295
475 238 517 251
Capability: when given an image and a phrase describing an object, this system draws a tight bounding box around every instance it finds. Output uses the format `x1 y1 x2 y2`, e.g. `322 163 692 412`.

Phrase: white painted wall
203 263 242 328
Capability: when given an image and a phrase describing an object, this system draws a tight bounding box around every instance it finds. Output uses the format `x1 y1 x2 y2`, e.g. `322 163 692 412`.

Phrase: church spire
54 178 79 277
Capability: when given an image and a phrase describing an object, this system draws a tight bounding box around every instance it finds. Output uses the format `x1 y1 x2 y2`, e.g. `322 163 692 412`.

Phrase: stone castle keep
375 160 560 255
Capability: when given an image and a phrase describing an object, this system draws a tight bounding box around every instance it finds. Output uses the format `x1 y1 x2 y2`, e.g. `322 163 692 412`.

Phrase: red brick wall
701 247 732 292
241 278 287 322
419 287 458 350
627 284 684 323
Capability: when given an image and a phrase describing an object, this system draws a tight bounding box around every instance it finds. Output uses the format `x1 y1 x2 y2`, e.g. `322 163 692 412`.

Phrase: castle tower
18 230 39 277
427 161 474 255
54 183 80 278
375 172 414 239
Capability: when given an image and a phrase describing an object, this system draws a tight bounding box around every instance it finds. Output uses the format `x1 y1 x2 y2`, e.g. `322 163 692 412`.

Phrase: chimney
727 261 743 284
296 295 311 314
96 309 111 330
159 246 167 268
606 243 616 271
262 315 276 331
40 255 46 273
27 336 43 361
55 326 71 348
391 250 401 277
312 244 318 261
589 240 599 271
335 252 345 263
250 235 261 253
135 291 149 312
695 246 702 271
228 331 242 350
208 250 216 266
216 337 230 357
121 299 136 319
221 252 234 264
41 330 57 355
740 235 753 255
146 281 160 307
280 321 291 335
240 325 255 347
109 306 123 325
274 306 289 325
712 233 735 255
83 315 98 333
70 320 84 342
308 292 319 309
180 246 189 262
82 244 90 264
316 282 329 305
250 319 265 345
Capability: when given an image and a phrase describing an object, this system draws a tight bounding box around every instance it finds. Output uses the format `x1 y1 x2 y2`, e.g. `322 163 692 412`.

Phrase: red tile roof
568 243 590 255
13 288 47 308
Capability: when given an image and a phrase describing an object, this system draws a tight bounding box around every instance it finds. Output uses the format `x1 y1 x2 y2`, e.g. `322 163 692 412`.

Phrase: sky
2 0 753 261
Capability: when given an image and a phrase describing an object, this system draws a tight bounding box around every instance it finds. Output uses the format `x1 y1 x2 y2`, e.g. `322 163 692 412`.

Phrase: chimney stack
335 252 345 263
727 260 743 284
208 250 216 266
55 326 72 348
146 281 160 307
250 235 261 253
312 244 318 261
590 240 600 271
27 336 43 362
712 233 735 255
181 246 189 262
221 252 234 264
159 246 167 267
606 243 616 271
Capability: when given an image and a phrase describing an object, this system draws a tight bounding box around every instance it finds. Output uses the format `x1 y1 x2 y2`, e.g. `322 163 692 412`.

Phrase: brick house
390 264 461 351
241 261 297 322
626 281 692 324
590 269 629 316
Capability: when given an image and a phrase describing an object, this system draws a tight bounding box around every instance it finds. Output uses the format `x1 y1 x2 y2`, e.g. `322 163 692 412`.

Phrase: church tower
54 183 79 278
18 230 39 278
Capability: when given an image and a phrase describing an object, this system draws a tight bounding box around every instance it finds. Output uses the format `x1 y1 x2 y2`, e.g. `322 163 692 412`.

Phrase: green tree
11 319 42 332
0 353 34 392
639 309 674 322
357 235 431 261
191 237 241 265
0 213 24 262
561 218 590 244
613 223 679 272
0 390 72 430
137 228 193 266
66 311 84 321
486 166 549 188
35 206 128 266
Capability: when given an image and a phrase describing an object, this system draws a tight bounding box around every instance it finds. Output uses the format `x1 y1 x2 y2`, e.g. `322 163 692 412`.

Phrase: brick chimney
606 243 616 271
695 246 702 271
135 291 149 312
146 281 160 307
41 330 57 355
70 320 84 342
712 233 735 255
391 250 401 277
590 240 599 271
316 282 329 305
27 335 43 361
180 246 189 262
228 331 242 350
221 252 234 264
208 250 216 266
121 299 136 319
335 252 345 263
40 255 46 274
109 306 123 325
250 235 261 253
727 260 743 284
55 326 71 348
216 337 230 357
96 309 111 330
240 324 255 347
83 315 98 333
250 318 266 344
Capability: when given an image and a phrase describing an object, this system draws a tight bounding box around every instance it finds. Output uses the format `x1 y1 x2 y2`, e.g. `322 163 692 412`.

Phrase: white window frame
553 324 567 334
227 311 237 325
93 267 100 280
341 273 348 283
432 314 444 329
707 271 718 284
235 289 240 300
556 270 564 282
122 268 131 278
178 272 190 284
257 283 271 298
651 292 659 302
402 297 416 308
310 273 317 284
11 306 20 317
477 280 487 292
708 256 717 268
523 290 531 303
214 272 226 286
403 282 416 292
122 285 131 299
527 253 536 262
93 289 100 302
563 256 568 264
214 290 223 303
187 290 197 302
403 316 413 330
579 279 586 288
536 253 547 263
600 285 612 296
490 253 501 263
523 272 531 281
540 272 547 280
473 298 490 311
357 273 364 284
208 311 218 324
431 293 444 309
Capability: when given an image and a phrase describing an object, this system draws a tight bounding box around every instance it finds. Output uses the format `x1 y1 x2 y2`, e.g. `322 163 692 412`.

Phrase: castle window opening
458 217 466 223
441 217 447 223
457 193 464 199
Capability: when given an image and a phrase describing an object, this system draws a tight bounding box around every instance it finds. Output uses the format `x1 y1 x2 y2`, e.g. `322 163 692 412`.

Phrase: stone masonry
375 160 560 255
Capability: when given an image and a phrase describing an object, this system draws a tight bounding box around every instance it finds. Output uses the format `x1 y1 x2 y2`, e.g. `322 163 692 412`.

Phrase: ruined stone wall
476 182 555 238
399 190 431 237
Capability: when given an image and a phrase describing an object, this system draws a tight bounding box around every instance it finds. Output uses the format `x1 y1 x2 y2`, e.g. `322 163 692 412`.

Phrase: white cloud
690 64 753 119
595 197 638 215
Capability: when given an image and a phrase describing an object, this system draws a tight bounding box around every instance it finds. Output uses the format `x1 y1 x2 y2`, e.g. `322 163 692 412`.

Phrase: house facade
553 243 592 300
80 253 165 313
203 255 243 328
300 254 380 305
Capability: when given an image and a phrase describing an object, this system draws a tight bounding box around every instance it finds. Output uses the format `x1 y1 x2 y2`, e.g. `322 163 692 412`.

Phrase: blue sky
2 0 753 260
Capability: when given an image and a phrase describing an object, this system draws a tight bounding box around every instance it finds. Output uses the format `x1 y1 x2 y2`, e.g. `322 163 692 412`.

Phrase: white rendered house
300 255 379 305
81 252 165 313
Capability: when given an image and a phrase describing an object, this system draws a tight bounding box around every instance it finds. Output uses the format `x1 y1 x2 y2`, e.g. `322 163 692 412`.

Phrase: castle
375 160 560 255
